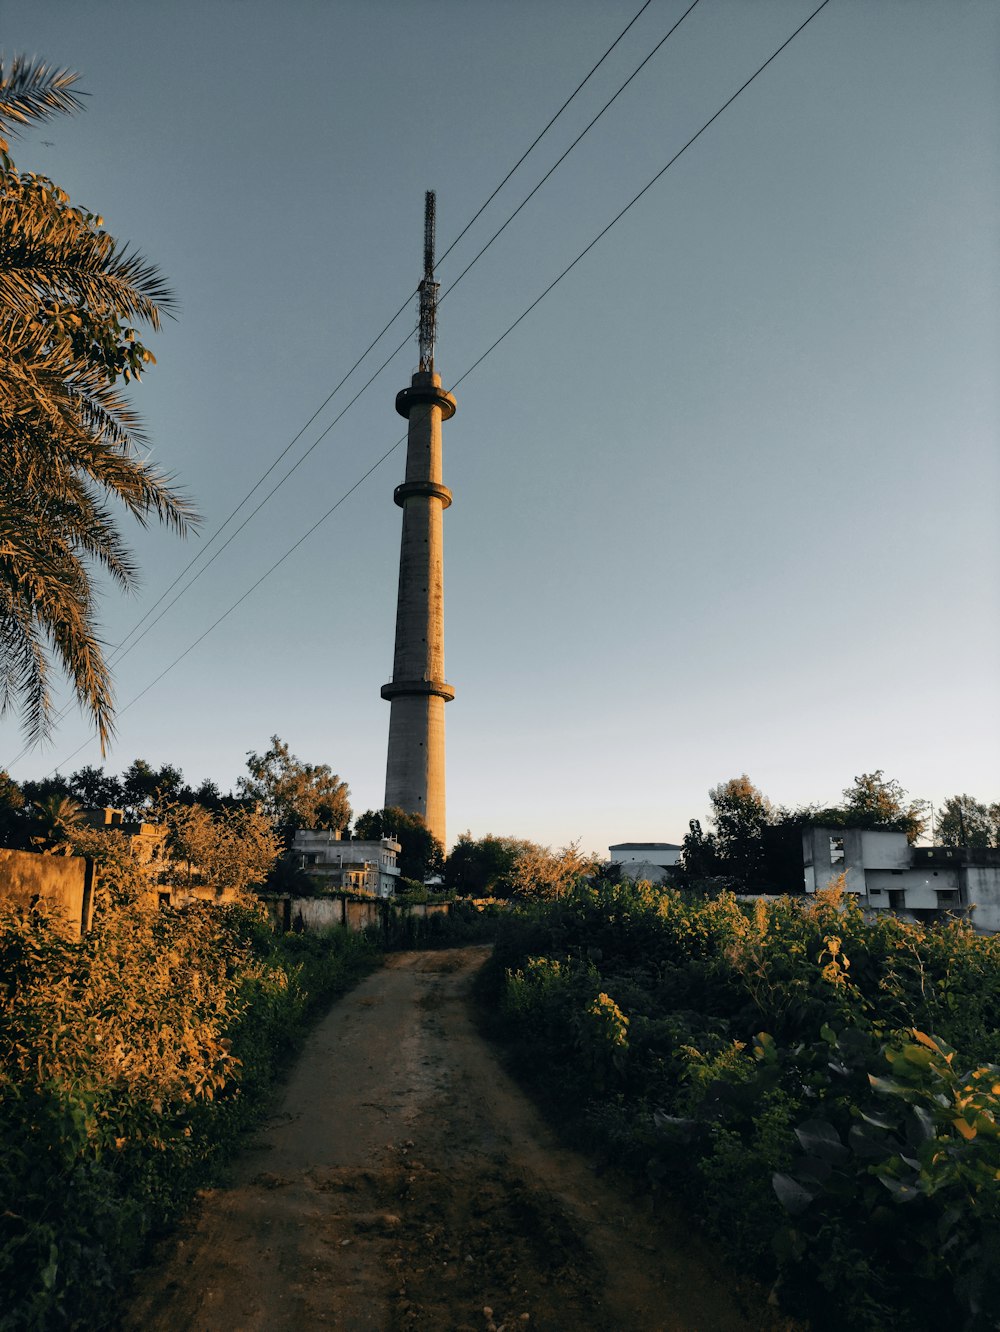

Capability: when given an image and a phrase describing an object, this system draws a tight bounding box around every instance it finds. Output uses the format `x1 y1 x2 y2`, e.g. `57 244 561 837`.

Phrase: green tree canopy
444 832 532 896
503 839 600 902
681 775 780 889
29 792 85 855
353 806 443 883
0 56 195 752
238 735 351 832
159 801 281 895
936 794 999 850
121 758 184 820
840 771 926 843
66 763 123 811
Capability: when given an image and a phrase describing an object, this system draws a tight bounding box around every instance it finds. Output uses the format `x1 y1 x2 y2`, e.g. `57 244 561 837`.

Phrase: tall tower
381 192 456 847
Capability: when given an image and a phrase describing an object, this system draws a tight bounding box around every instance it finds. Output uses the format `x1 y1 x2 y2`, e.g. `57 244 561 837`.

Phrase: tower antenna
418 190 438 371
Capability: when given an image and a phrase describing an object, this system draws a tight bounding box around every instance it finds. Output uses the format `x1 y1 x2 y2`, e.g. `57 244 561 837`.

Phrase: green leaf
794 1119 849 1161
878 1175 921 1203
773 1172 816 1216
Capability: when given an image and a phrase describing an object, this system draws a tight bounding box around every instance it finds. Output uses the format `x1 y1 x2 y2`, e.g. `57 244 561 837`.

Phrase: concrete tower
381 193 456 846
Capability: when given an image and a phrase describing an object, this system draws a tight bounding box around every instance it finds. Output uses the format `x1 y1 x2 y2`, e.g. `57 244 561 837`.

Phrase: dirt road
124 948 786 1331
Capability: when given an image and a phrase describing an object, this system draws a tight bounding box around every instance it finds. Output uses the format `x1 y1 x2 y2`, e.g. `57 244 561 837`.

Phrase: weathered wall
865 867 960 909
292 897 346 932
965 866 1000 934
345 899 381 932
0 848 93 939
262 894 455 935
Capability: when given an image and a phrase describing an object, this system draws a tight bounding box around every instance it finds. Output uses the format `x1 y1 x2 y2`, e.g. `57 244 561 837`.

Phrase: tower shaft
381 195 456 847
381 374 456 843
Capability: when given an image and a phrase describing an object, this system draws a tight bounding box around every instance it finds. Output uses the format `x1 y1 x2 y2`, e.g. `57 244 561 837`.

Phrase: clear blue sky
2 0 997 854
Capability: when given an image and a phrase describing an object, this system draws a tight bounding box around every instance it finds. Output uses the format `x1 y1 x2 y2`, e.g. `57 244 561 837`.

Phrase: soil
123 947 794 1331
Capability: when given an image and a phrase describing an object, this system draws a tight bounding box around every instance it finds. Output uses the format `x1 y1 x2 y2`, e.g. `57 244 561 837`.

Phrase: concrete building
87 806 167 878
608 842 683 886
381 193 455 848
802 825 1000 931
292 829 401 899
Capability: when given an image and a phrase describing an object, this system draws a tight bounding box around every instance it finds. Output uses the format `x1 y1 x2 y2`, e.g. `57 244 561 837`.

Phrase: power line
7 2 663 770
110 0 699 669
450 0 834 393
106 0 662 665
436 0 657 268
438 0 703 310
29 0 833 775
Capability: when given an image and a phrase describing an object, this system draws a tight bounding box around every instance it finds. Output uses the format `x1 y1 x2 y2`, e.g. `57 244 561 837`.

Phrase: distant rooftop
609 842 683 851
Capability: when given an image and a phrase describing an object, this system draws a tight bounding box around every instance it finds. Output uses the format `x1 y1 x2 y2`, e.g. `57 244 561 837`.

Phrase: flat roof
609 842 682 851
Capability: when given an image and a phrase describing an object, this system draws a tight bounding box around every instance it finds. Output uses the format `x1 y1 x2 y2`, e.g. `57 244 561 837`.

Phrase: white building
608 842 682 885
292 829 401 899
802 826 1000 932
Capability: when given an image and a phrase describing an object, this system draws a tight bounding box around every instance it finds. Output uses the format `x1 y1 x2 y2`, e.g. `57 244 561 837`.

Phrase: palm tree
29 792 87 855
0 57 196 754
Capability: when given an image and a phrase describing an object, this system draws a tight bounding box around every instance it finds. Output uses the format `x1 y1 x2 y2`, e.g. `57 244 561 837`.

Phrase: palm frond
0 93 192 751
0 55 84 151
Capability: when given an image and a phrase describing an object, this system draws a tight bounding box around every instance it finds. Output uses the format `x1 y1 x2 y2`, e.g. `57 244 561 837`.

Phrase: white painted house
292 829 401 898
608 842 683 885
802 826 1000 932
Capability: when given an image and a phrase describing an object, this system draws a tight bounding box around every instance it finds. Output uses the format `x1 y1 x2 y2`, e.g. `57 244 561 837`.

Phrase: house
802 825 1000 931
608 841 683 885
292 828 401 898
86 806 167 877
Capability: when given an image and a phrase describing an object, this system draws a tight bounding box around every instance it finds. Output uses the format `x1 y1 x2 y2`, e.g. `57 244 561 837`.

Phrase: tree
159 801 281 895
66 763 123 810
680 775 776 889
936 795 998 850
238 735 351 832
65 822 149 913
353 806 444 882
20 772 73 806
121 759 183 820
709 775 773 883
29 792 86 855
444 832 532 896
841 771 925 843
0 768 27 847
503 839 600 902
680 818 720 880
0 56 195 752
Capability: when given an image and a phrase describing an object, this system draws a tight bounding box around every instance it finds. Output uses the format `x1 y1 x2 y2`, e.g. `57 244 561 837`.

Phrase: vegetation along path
125 947 785 1331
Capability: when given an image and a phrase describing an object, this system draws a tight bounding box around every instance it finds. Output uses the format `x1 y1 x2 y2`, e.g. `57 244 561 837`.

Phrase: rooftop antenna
418 190 438 372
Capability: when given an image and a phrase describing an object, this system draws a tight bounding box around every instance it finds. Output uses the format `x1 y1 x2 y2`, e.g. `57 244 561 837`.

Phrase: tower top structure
417 189 439 373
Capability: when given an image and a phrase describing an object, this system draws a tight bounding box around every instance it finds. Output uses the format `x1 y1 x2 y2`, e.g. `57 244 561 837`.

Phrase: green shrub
0 898 377 1329
483 880 1000 1331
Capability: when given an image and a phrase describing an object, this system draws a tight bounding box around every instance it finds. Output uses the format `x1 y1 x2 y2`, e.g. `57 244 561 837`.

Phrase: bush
0 897 377 1329
482 880 1000 1331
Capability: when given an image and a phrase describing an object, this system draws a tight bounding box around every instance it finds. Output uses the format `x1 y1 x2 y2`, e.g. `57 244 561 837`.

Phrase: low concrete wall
261 894 455 936
0 848 95 939
345 899 381 932
293 897 347 932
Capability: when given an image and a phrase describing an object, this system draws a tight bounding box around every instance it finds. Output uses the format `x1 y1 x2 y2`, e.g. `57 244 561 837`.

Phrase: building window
829 836 844 865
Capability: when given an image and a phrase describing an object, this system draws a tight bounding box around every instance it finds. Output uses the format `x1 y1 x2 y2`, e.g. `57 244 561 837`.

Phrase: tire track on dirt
124 947 788 1331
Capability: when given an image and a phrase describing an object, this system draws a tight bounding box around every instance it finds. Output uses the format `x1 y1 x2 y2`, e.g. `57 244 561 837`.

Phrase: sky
1 0 997 855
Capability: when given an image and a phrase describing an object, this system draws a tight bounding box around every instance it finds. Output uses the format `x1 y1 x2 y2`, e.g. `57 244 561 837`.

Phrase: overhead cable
33 0 833 774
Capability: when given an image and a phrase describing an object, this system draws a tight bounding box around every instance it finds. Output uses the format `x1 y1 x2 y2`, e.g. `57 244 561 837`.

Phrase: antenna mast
418 190 439 372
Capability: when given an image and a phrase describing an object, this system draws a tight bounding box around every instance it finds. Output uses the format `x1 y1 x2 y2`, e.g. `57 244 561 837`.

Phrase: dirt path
124 948 788 1332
